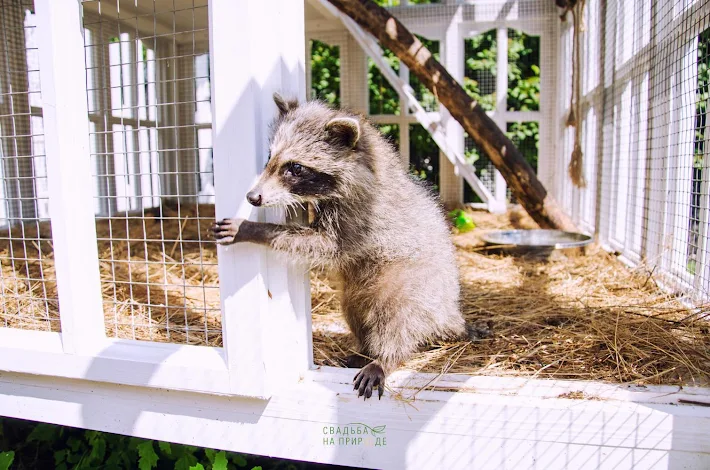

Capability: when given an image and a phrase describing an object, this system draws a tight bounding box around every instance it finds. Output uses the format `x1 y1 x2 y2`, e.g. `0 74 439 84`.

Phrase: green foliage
137 441 160 470
409 124 439 191
0 417 297 470
377 124 400 148
448 209 476 233
0 452 14 470
310 40 340 107
464 30 497 111
507 30 540 111
695 28 710 169
368 47 400 115
409 37 440 112
462 29 541 203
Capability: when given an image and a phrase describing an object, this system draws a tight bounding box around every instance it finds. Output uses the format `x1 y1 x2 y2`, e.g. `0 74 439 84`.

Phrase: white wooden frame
0 0 313 400
2 1 710 468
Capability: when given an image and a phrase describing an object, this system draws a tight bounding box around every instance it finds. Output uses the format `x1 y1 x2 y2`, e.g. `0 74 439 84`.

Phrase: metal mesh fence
555 0 710 304
82 0 220 345
0 0 59 331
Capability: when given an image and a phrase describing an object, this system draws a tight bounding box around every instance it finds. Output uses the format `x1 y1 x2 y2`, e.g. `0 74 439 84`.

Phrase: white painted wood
34 0 106 353
438 8 464 206
208 0 269 398
493 27 509 209
1 369 709 469
260 0 313 394
209 0 311 398
0 328 232 395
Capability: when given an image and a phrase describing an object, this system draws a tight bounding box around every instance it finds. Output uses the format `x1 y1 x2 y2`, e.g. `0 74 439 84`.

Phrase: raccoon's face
245 93 361 209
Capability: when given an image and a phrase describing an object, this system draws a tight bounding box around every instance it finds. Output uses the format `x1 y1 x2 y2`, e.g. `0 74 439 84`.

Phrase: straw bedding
1 203 708 386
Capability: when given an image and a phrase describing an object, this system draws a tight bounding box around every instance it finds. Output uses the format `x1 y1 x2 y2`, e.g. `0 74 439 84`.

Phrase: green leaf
204 449 215 463
67 436 83 453
212 451 228 470
137 441 159 470
251 467 263 470
54 449 67 466
159 441 173 456
188 464 205 470
0 451 14 470
232 454 248 468
372 425 386 433
89 436 107 462
175 454 198 470
27 423 57 443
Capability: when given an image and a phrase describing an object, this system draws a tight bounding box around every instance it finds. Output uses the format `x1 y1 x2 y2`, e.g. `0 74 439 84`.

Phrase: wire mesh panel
554 0 710 304
81 0 220 345
0 0 59 331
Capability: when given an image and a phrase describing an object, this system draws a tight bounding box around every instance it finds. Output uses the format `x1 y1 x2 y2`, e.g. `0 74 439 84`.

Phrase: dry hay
0 203 221 345
1 203 709 386
312 207 710 387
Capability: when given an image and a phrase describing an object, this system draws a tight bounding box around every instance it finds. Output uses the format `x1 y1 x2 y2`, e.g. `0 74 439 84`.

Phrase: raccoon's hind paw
466 320 493 341
353 362 385 400
211 218 244 245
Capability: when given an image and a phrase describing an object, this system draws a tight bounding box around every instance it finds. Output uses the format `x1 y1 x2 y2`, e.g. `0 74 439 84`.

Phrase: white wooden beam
1 369 709 469
438 7 464 206
209 0 269 398
493 27 509 211
35 0 106 353
209 0 310 398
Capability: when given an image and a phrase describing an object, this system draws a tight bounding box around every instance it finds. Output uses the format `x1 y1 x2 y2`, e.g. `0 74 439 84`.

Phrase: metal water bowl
481 229 593 250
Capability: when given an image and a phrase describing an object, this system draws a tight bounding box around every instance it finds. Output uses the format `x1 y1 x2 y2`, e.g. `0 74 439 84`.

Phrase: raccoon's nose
246 191 262 206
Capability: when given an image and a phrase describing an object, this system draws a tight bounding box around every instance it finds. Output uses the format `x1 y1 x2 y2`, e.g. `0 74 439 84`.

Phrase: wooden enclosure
0 0 709 469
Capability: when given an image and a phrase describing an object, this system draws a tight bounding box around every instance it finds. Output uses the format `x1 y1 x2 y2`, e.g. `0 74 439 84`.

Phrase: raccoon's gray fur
213 93 475 400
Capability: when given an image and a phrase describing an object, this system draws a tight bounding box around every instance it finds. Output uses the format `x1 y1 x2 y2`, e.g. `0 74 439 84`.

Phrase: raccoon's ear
325 117 360 149
273 92 298 117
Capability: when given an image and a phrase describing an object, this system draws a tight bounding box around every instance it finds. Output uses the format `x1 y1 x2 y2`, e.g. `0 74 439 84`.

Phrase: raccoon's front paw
353 362 385 400
211 218 244 245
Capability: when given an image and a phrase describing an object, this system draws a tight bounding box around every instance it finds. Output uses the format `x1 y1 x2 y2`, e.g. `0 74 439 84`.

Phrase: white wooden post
346 33 368 114
209 0 310 398
439 10 464 207
35 0 106 353
493 27 508 210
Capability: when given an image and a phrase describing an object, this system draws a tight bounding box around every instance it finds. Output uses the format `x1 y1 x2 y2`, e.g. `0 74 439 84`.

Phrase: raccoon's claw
211 218 244 245
353 362 385 400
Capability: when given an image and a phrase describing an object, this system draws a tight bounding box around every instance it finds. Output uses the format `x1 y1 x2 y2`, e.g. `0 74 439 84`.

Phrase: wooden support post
327 0 577 231
209 0 311 398
438 8 464 208
493 27 509 210
35 0 106 353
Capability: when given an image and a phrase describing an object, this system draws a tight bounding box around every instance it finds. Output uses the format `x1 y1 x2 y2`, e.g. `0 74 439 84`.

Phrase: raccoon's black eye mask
281 161 337 197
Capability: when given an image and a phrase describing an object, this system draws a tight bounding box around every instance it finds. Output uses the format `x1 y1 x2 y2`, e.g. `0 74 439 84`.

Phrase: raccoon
212 93 483 400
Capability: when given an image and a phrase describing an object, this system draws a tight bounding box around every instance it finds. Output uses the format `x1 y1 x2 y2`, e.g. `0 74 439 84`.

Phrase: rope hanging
559 0 587 188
